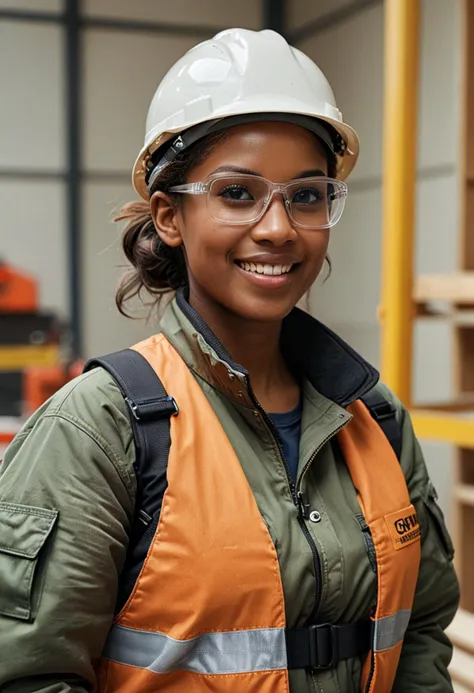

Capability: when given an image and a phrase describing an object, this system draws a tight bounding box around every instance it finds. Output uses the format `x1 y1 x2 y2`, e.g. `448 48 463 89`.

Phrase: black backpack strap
84 349 178 611
285 620 371 670
360 387 402 461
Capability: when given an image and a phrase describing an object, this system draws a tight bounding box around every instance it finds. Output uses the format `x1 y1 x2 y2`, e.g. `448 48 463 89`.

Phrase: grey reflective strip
103 624 287 675
373 610 412 651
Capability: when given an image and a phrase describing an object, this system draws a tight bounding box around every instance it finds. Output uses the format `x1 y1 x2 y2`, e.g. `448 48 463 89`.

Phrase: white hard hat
133 28 359 200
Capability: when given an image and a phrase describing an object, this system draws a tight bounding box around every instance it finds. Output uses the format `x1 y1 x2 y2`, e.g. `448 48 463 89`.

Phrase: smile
236 261 294 276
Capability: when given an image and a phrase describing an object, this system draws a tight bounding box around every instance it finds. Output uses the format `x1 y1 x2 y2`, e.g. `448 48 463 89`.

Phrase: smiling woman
0 27 459 693
149 122 335 332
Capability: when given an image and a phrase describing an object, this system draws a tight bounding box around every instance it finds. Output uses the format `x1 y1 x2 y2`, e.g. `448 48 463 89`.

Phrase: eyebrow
210 165 327 179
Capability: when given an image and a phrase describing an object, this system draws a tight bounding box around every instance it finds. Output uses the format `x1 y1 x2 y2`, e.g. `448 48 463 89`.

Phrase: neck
188 292 289 398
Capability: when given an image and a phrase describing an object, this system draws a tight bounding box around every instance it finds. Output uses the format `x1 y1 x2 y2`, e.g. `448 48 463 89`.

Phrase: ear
150 191 183 248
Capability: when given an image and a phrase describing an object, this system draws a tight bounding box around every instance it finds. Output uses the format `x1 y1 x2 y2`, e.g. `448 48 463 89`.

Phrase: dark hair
115 129 337 317
115 131 230 316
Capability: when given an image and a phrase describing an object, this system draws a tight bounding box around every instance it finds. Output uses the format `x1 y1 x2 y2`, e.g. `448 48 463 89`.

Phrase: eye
292 186 324 205
218 185 254 202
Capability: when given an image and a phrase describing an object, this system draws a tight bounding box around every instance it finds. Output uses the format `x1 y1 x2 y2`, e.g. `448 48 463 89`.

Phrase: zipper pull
297 491 310 520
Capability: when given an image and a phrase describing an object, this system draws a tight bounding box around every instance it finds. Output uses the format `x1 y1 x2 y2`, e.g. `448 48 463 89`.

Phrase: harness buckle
125 397 141 420
308 624 339 670
125 396 179 421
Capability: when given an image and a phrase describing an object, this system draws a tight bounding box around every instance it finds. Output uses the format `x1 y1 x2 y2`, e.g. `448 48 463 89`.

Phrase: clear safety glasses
168 173 348 229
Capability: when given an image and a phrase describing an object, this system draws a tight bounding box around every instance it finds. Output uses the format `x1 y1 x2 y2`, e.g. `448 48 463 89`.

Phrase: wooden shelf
451 647 474 691
414 273 474 304
448 609 474 654
416 309 474 325
455 484 474 507
447 0 474 628
414 397 474 412
454 684 474 693
411 410 474 448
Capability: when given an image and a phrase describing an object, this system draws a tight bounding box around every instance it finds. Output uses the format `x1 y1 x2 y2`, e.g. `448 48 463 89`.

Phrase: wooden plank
448 609 474 654
416 309 474 325
450 647 474 690
461 450 474 486
455 0 474 617
458 328 474 393
459 504 474 612
454 683 474 693
455 484 474 507
410 411 474 448
414 273 474 303
414 398 474 412
465 185 474 269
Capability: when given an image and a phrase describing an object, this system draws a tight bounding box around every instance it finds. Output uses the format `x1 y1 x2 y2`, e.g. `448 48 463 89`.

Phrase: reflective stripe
103 624 287 675
373 610 411 651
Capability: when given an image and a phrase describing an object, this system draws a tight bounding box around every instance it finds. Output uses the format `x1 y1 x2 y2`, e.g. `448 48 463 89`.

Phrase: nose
250 194 297 246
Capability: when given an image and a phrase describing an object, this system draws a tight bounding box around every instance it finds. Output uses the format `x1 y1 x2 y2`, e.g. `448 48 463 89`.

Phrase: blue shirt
269 401 302 483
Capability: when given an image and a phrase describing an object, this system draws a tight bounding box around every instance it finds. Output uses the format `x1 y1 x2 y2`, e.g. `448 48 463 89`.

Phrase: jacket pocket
423 482 455 561
355 513 377 573
0 502 58 620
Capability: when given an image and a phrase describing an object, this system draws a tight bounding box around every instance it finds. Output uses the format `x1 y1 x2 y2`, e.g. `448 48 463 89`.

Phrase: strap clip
308 624 339 670
369 399 395 421
125 396 179 421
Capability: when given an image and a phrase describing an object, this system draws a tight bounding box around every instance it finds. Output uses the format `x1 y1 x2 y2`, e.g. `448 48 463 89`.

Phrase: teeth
238 262 293 276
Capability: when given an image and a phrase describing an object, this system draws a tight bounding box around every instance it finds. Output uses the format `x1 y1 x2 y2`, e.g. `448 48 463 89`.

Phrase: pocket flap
0 502 58 559
423 483 455 560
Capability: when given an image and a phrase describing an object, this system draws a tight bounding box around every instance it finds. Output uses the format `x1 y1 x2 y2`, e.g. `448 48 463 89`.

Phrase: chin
225 295 299 323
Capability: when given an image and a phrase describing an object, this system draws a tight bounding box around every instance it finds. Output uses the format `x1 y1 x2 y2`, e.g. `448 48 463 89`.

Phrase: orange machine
0 261 82 425
0 262 37 313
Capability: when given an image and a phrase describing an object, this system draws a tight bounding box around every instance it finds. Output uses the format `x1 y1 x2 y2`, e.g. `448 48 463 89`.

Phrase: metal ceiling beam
0 169 66 182
65 0 82 358
0 9 61 23
82 16 224 38
263 0 287 37
288 0 381 44
0 8 226 38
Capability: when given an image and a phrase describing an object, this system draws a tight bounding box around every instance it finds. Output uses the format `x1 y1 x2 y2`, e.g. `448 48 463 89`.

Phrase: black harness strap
84 350 397 667
361 388 402 461
285 621 372 670
84 349 178 612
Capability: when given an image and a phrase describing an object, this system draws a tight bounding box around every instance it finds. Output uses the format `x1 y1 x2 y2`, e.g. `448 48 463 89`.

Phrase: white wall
293 0 460 519
0 0 62 9
0 2 262 357
0 16 67 314
82 0 261 27
79 1 261 355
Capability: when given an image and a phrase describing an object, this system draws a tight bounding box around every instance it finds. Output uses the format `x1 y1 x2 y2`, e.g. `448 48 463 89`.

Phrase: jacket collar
159 288 379 409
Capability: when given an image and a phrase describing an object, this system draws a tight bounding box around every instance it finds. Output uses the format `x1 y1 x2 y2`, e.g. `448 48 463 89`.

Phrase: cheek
304 231 330 273
180 213 235 275
180 196 249 268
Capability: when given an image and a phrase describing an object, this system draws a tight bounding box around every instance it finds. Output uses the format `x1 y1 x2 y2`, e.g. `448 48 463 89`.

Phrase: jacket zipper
295 419 348 623
247 382 349 624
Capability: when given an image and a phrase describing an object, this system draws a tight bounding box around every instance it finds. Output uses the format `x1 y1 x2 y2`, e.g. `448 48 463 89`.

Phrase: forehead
188 121 329 182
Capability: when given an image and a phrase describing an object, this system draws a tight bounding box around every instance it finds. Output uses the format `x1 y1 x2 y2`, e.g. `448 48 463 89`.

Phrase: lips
236 261 293 276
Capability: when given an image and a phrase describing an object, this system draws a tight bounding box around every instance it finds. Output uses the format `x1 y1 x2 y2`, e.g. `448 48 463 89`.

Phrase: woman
0 28 459 693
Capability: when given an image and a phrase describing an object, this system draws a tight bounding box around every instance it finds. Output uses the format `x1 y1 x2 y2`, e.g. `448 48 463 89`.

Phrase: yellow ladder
380 0 474 685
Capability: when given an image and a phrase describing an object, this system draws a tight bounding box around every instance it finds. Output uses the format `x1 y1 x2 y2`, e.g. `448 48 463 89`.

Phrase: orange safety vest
96 334 421 692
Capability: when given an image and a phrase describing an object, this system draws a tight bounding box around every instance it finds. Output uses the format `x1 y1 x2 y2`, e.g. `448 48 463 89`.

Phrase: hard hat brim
132 100 359 200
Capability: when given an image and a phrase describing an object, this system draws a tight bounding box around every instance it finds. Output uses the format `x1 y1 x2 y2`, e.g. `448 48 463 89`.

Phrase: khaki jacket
0 291 459 693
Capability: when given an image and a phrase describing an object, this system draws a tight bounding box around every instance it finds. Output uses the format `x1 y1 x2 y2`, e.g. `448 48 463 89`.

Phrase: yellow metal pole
379 0 421 408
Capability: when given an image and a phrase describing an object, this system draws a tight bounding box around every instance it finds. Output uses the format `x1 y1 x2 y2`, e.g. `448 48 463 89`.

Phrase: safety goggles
168 173 348 229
